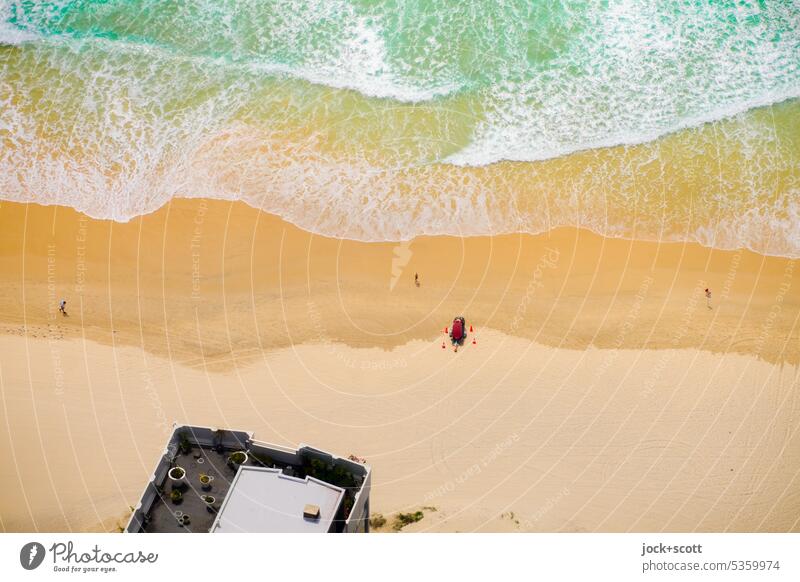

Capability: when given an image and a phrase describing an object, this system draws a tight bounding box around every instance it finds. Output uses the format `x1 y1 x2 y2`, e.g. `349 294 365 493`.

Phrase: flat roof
211 466 345 533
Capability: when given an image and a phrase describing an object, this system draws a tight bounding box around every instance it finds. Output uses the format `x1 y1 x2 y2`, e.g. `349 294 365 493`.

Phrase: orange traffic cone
469 325 474 333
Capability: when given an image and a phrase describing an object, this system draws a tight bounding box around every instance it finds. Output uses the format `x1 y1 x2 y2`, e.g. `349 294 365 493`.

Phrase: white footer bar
1 533 797 581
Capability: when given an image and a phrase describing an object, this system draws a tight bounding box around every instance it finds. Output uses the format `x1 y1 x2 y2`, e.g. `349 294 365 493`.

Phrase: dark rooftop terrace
128 425 371 534
142 443 239 533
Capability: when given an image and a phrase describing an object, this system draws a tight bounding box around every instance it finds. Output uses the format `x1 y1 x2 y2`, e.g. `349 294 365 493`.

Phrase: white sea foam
445 1 800 166
2 0 799 258
0 0 38 45
299 14 461 102
0 22 38 44
445 89 800 167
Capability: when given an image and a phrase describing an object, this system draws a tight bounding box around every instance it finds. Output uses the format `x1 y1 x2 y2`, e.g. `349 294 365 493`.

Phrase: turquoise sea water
1 1 799 254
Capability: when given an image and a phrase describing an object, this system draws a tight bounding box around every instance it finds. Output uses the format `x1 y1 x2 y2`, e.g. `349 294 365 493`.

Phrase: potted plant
212 429 225 453
202 495 217 514
177 431 191 455
199 473 213 491
169 489 183 505
227 450 248 471
168 466 186 490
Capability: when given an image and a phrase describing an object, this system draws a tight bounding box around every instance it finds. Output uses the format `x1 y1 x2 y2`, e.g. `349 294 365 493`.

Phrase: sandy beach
0 198 798 532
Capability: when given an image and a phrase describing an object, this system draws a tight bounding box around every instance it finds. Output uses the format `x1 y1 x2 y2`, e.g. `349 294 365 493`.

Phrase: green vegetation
302 456 359 521
169 467 185 479
369 513 387 529
393 510 424 530
169 489 183 504
199 473 210 484
177 431 191 455
229 451 247 465
303 458 357 489
342 495 354 517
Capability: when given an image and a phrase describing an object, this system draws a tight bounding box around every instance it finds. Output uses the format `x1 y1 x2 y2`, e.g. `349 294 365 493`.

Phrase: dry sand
0 199 798 532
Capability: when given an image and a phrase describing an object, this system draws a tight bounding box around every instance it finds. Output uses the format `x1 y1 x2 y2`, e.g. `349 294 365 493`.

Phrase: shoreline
12 194 800 262
0 198 797 366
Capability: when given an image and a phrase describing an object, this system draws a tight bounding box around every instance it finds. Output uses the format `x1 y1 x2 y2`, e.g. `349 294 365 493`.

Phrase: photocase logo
19 542 46 570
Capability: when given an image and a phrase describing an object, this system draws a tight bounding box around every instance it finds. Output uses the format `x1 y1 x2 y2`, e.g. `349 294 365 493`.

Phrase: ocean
1 0 799 256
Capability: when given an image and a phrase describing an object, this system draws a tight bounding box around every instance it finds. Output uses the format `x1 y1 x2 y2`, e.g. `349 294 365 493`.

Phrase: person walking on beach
414 272 420 287
705 288 712 310
59 298 67 316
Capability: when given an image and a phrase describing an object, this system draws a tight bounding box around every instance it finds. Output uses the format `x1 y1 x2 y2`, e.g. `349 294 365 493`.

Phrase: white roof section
211 466 344 533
